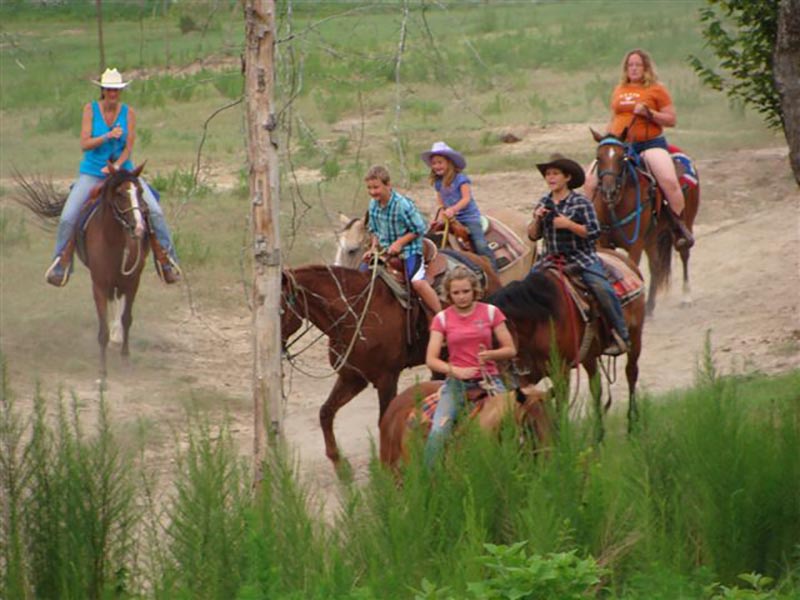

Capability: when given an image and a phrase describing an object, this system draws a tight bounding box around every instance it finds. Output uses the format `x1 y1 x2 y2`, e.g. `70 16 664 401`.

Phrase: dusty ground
3 128 798 514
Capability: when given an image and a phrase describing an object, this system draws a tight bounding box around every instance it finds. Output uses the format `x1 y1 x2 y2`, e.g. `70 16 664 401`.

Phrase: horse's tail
651 226 673 292
13 171 67 230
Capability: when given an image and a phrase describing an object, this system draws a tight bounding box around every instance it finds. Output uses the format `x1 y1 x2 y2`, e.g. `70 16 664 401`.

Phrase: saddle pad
668 144 699 189
406 386 490 429
597 250 645 307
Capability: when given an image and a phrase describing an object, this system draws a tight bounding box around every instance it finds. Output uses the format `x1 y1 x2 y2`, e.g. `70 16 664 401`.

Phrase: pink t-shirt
430 302 506 376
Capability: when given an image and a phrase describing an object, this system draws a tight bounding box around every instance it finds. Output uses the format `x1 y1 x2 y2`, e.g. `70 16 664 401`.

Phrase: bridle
594 136 645 245
104 174 148 275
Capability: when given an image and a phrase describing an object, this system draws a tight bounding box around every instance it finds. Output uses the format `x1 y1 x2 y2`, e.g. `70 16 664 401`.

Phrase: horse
281 258 501 466
15 164 151 379
590 129 700 315
486 252 646 440
378 380 552 470
334 208 534 286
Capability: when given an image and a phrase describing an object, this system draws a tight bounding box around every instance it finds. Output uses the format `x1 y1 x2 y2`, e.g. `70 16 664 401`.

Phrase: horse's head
103 162 148 240
334 213 368 268
591 128 630 208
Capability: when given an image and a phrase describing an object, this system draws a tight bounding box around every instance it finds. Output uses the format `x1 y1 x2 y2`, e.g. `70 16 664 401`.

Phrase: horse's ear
590 127 604 143
107 160 117 174
131 161 147 178
338 213 351 227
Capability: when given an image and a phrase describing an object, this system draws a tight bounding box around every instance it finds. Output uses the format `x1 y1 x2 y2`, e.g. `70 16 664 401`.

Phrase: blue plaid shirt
531 190 600 270
368 189 427 258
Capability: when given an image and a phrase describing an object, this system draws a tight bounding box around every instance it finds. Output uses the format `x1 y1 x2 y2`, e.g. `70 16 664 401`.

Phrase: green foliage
689 0 783 129
706 572 778 599
172 229 212 267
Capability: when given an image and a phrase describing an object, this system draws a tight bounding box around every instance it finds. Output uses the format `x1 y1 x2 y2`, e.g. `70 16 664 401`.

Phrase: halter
595 136 645 245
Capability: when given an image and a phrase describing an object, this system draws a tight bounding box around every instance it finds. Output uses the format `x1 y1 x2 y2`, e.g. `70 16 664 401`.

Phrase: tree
95 0 106 73
690 0 800 185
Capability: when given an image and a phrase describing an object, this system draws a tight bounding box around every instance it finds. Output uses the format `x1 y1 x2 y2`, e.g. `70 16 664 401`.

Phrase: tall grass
2 356 799 598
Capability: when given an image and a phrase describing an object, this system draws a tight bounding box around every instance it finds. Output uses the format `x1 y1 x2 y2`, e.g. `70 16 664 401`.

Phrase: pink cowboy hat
420 141 467 170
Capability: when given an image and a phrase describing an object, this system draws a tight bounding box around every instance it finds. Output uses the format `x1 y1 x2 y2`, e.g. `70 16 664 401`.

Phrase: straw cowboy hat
92 68 131 89
420 141 467 170
535 153 586 189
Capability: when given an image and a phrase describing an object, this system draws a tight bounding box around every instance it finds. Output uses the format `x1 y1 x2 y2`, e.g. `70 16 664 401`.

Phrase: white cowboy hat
92 68 130 89
420 141 467 170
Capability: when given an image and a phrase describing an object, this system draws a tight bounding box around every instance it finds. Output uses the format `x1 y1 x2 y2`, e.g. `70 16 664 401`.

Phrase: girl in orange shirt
585 49 693 248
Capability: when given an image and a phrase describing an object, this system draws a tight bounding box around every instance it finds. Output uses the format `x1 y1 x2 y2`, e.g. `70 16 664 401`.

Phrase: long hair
619 48 659 87
427 155 459 188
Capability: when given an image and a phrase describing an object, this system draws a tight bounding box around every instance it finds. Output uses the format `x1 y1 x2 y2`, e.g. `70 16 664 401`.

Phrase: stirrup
45 257 70 287
603 331 629 356
155 256 182 284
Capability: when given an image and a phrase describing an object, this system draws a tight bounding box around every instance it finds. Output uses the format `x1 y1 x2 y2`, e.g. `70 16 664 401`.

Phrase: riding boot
668 209 695 250
149 235 181 284
45 238 76 287
603 329 629 356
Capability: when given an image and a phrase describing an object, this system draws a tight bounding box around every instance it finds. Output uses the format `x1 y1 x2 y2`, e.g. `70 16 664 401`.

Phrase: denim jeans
581 257 629 342
53 173 177 261
424 375 506 467
463 219 498 271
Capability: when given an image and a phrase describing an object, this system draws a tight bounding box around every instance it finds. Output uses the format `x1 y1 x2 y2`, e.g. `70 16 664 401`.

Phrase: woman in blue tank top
46 68 180 287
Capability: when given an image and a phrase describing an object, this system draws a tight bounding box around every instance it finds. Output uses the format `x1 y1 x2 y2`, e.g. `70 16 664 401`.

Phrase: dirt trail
5 138 798 513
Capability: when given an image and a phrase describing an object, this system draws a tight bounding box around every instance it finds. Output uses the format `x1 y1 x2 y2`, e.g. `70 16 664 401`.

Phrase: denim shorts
632 136 668 154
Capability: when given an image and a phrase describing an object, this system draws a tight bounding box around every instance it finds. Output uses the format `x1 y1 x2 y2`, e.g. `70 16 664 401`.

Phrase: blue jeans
581 257 629 342
463 219 498 271
424 375 506 467
53 173 177 262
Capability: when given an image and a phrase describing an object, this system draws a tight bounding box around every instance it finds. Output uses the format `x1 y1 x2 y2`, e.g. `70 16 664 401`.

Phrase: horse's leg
679 245 692 307
376 372 400 421
625 326 642 434
108 292 126 346
120 290 135 359
92 284 110 380
320 372 368 464
584 358 604 444
644 246 659 317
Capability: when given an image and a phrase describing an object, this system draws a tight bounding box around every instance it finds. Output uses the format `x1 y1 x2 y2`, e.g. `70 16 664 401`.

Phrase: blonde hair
365 165 391 184
443 266 482 301
427 155 459 188
619 48 659 87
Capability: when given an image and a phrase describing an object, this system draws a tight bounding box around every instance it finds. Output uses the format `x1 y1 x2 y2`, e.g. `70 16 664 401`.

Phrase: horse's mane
486 272 560 323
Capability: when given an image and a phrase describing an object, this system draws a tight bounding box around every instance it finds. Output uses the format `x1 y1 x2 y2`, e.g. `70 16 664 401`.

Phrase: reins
101 174 147 277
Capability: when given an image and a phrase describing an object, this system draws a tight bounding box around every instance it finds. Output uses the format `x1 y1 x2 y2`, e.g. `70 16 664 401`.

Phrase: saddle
427 214 530 273
630 145 698 218
546 250 643 360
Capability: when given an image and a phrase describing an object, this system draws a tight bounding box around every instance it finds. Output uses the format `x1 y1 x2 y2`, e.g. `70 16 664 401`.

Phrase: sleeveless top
79 101 133 177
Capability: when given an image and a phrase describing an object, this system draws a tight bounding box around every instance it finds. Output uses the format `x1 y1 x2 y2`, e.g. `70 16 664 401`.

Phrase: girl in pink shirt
424 266 516 466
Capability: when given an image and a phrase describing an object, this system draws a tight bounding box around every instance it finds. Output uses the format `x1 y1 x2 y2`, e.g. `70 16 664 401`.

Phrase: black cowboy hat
535 153 585 189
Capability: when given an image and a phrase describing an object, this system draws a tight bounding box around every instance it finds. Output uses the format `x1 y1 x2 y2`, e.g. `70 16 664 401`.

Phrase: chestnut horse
591 129 699 315
16 165 151 379
281 259 500 465
379 380 551 470
487 253 646 440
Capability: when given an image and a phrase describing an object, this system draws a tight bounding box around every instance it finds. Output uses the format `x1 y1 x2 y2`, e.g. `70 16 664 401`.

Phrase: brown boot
669 210 694 250
149 236 181 284
45 239 75 287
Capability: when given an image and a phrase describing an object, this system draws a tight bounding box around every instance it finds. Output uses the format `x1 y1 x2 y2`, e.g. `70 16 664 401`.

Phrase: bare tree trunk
95 0 106 73
775 0 800 186
244 0 282 483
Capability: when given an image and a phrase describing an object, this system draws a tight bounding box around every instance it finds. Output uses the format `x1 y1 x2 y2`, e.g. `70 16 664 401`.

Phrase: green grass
2 355 799 598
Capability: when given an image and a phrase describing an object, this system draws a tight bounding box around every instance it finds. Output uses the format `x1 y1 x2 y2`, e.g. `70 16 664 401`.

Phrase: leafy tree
690 0 800 186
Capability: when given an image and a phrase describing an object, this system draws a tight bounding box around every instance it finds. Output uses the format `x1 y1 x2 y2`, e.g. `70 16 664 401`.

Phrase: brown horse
334 208 534 285
16 165 151 379
486 253 646 439
591 129 700 315
379 380 551 470
281 259 500 465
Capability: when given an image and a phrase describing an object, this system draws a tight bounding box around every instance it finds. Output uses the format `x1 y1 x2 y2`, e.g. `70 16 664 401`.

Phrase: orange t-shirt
609 82 672 142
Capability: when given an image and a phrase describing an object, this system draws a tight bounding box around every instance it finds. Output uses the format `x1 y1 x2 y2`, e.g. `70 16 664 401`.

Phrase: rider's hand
444 207 456 219
534 206 550 221
107 125 124 140
633 103 652 119
387 242 402 256
450 365 479 380
552 215 572 230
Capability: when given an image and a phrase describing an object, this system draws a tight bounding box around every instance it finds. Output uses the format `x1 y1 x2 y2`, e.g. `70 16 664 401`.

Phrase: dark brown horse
487 254 646 439
591 130 700 315
281 258 501 465
16 165 151 379
378 380 551 470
